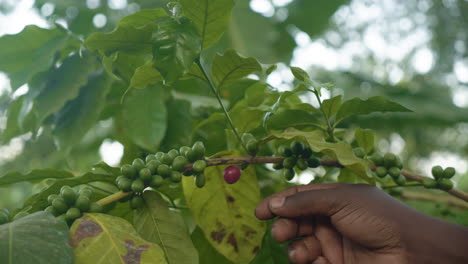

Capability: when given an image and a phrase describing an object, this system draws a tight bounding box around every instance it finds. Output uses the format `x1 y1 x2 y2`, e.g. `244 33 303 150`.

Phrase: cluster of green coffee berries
44 186 103 222
116 141 207 209
241 133 258 155
371 153 406 185
422 166 456 190
273 141 321 181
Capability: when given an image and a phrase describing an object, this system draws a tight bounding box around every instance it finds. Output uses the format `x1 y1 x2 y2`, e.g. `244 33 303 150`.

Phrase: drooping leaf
212 49 262 89
22 172 115 213
0 25 69 90
25 53 96 131
121 85 167 152
182 151 266 263
70 213 167 264
0 168 73 187
0 211 73 264
274 129 373 182
160 99 192 150
321 95 342 121
53 72 113 150
2 95 25 143
180 0 235 49
354 128 375 154
335 96 412 124
152 17 201 83
130 60 163 89
134 191 198 264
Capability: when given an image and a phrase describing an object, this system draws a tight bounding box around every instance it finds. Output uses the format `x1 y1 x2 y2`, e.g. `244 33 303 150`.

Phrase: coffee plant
0 1 467 264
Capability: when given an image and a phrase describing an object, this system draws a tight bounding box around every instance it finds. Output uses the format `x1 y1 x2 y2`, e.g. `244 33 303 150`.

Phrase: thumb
268 188 347 218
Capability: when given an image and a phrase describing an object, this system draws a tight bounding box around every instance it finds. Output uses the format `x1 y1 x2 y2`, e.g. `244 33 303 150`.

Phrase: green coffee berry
375 167 388 178
172 156 188 171
283 169 295 181
370 153 384 166
388 167 401 178
132 158 146 172
79 189 93 199
290 141 304 155
353 147 366 158
56 215 67 222
65 208 81 220
192 141 206 160
193 160 207 173
422 178 437 189
150 175 164 188
45 206 59 216
307 157 320 168
60 186 77 206
438 179 453 190
146 160 161 174
168 149 179 160
139 168 152 182
195 173 206 188
394 175 406 186
157 164 171 178
89 202 103 213
117 177 132 192
383 153 397 168
246 140 258 154
278 146 293 157
75 196 91 212
296 158 308 170
160 153 173 165
131 179 145 193
121 164 138 179
186 149 198 162
302 147 313 158
272 163 283 170
170 171 182 183
145 154 157 163
52 198 68 214
12 212 29 221
130 196 144 209
443 167 456 179
47 194 59 205
431 165 444 180
155 152 164 160
282 157 296 169
395 157 403 169
179 146 191 156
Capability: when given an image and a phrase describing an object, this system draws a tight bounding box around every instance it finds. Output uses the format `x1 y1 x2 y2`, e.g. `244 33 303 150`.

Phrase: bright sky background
0 0 467 183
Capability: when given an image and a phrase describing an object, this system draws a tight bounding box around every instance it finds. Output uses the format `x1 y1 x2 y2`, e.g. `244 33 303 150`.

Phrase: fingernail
270 197 285 209
288 249 296 261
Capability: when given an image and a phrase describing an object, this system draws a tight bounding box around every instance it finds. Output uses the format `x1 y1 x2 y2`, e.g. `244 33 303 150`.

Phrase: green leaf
92 162 122 176
0 168 73 187
85 23 157 56
212 49 262 89
0 211 73 264
337 168 363 184
2 96 25 143
25 53 96 131
290 66 310 82
161 99 192 150
182 151 266 263
104 52 147 82
134 191 198 264
274 129 374 182
180 0 235 49
22 172 115 213
130 60 162 89
0 25 69 90
119 8 169 27
354 128 375 154
321 95 342 121
70 213 167 264
53 72 113 150
121 85 167 152
335 96 412 124
191 227 231 264
152 18 201 83
230 101 267 134
267 109 322 130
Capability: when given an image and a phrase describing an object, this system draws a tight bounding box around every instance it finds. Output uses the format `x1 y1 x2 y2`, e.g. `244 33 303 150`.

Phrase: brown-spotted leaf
182 151 266 263
70 213 167 264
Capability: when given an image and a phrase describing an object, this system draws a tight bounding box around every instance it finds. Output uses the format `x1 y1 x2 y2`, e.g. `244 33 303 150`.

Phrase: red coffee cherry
224 165 241 184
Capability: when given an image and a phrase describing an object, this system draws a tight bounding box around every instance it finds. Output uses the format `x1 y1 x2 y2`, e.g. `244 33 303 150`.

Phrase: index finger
255 183 345 220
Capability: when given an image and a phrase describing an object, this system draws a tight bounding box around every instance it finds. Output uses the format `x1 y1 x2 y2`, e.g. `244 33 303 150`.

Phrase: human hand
255 183 468 264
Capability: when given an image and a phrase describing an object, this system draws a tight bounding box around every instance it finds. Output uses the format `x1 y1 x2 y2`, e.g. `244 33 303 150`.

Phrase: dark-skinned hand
255 183 468 264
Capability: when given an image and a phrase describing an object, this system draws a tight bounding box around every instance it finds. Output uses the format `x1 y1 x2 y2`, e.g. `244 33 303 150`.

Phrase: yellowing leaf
70 213 167 264
182 151 265 263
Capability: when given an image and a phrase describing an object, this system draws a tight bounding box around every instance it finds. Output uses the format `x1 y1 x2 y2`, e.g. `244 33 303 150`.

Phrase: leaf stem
195 58 248 153
312 91 335 141
97 191 131 206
